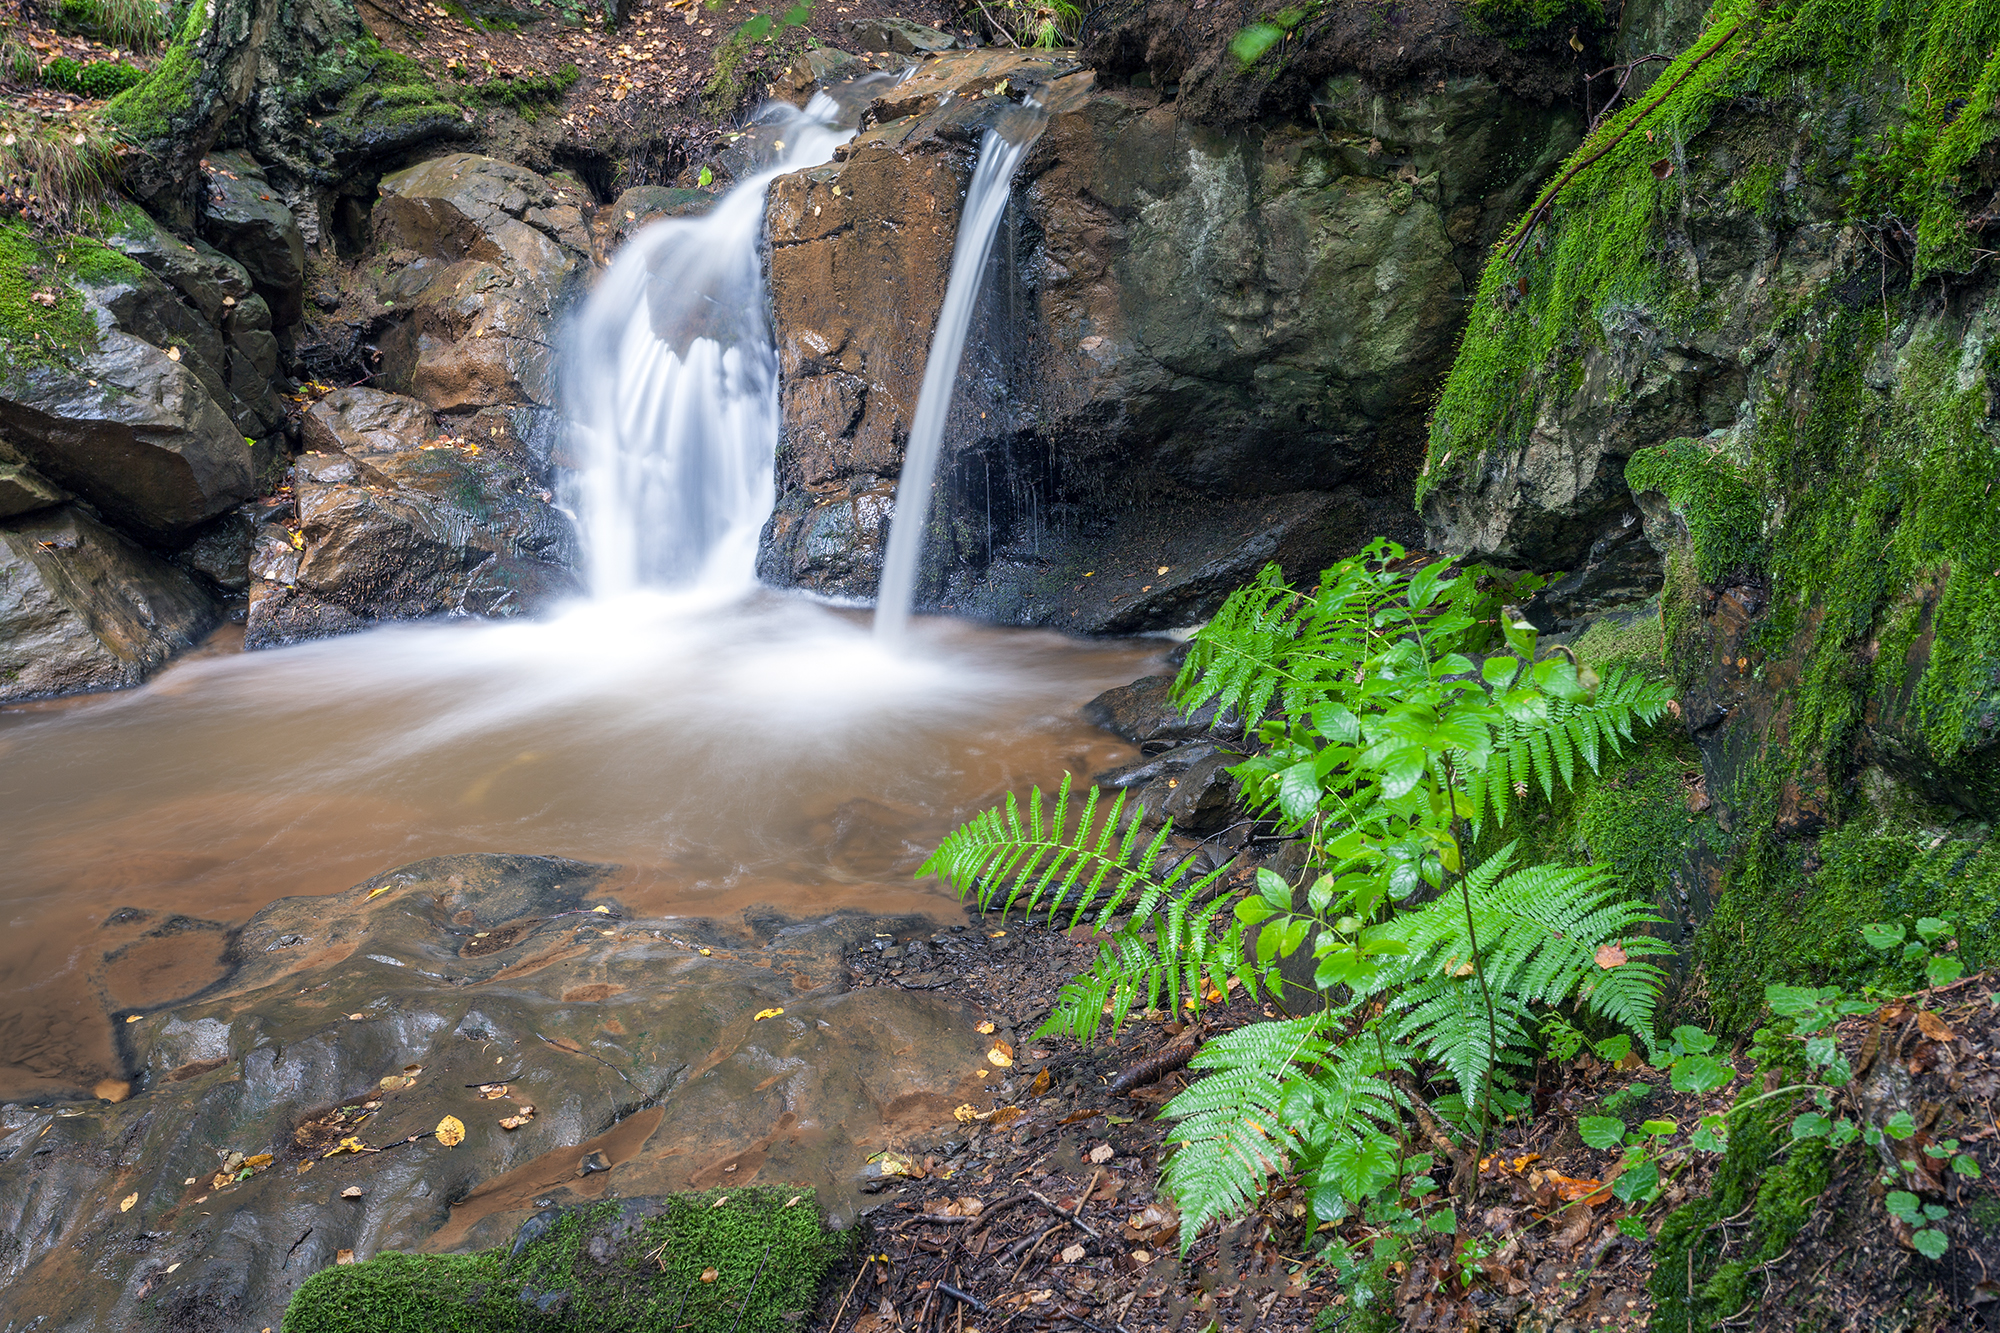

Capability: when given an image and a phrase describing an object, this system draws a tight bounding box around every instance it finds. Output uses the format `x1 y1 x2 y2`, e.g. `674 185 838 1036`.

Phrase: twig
725 1241 776 1333
828 1261 868 1331
1028 1186 1102 1239
937 1283 988 1313
1504 17 1751 267
1009 1221 1066 1284
972 0 1022 47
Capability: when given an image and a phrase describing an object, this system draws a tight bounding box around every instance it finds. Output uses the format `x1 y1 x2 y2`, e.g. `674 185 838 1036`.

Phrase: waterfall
566 93 860 597
872 103 1050 641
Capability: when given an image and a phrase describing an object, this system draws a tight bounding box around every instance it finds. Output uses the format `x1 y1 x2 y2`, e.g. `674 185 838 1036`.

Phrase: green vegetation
1424 0 2000 507
703 2 811 117
39 56 148 97
979 0 1080 49
0 107 128 229
455 64 579 117
55 0 168 50
284 1188 850 1333
926 544 1676 1274
0 218 140 373
103 0 207 142
1625 438 1767 582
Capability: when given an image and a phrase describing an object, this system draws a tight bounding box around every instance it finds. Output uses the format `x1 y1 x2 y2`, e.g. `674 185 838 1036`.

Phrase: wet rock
0 505 217 701
589 184 721 258
0 318 259 545
244 440 579 647
201 151 308 328
175 497 292 594
1523 508 1663 633
1093 742 1220 789
301 386 436 456
1083 675 1238 746
0 462 64 519
0 854 994 1333
761 52 1577 626
835 15 959 54
370 154 591 415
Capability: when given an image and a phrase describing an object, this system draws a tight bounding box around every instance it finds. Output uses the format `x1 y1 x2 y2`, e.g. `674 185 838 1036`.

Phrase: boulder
835 15 959 54
759 51 1579 627
300 386 436 456
201 151 308 328
244 439 579 647
0 505 217 701
0 854 1003 1333
0 462 64 519
0 321 259 545
369 154 591 415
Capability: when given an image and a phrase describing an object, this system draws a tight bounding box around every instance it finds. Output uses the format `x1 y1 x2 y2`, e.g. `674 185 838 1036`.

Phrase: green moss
104 0 207 142
0 218 139 374
455 64 579 118
1567 605 1666 674
1423 0 2000 506
43 56 146 96
1626 438 1767 583
1700 814 1999 1029
283 1188 851 1333
1650 1086 1834 1332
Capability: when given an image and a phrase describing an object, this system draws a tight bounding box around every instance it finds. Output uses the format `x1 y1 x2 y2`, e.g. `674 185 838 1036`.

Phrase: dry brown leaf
1088 1143 1115 1164
1916 1011 1955 1043
335 1249 356 1265
699 1267 719 1283
1058 1242 1086 1264
1595 942 1628 969
1029 1068 1051 1097
341 1186 363 1199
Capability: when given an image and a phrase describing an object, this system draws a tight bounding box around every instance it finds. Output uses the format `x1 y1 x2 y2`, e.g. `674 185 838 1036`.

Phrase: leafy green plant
980 0 1079 49
55 0 168 50
925 541 1678 1260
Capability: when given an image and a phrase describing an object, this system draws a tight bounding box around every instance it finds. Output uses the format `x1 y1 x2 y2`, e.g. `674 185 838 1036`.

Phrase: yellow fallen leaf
243 1153 273 1170
435 1115 466 1147
954 1103 977 1123
126 1015 142 1023
975 1021 995 1035
119 1193 138 1212
298 1160 314 1174
987 1043 1014 1068
753 1007 785 1021
367 886 392 900
591 905 611 914
700 1267 719 1282
165 346 181 362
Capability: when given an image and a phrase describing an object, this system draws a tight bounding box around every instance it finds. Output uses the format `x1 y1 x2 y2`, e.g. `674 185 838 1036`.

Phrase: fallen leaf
591 905 611 914
341 1186 363 1199
700 1267 719 1283
366 886 392 900
1595 942 1629 969
1650 157 1673 179
1917 1011 1955 1042
954 1104 978 1124
1029 1068 1051 1096
499 1106 536 1130
348 1013 366 1021
297 1160 314 1174
1059 1242 1086 1264
1088 1143 1115 1164
120 1193 138 1212
243 1153 273 1170
335 1249 356 1265
166 346 181 361
987 1043 1015 1068
434 1116 466 1148
976 1020 996 1035
753 1007 785 1021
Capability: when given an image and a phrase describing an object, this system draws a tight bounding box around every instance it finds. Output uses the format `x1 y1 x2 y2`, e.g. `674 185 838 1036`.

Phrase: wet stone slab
0 853 995 1333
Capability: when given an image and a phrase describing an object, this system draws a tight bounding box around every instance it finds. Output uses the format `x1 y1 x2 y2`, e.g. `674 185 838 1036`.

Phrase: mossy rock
284 1188 852 1333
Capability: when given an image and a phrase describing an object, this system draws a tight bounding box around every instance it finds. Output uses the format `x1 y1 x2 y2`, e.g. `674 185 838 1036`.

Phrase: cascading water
567 92 862 595
872 102 1050 640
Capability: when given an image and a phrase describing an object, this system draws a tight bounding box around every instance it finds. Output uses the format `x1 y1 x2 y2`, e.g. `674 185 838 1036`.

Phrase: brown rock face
758 52 1578 630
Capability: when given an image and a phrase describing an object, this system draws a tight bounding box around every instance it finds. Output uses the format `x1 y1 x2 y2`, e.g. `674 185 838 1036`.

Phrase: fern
1468 668 1675 831
921 772 1228 933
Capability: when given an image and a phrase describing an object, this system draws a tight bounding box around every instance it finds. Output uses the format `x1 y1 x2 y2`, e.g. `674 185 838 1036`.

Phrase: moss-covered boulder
285 1190 852 1333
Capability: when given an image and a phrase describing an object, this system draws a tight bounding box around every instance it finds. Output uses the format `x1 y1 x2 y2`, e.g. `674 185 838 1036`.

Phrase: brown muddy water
0 588 1159 1102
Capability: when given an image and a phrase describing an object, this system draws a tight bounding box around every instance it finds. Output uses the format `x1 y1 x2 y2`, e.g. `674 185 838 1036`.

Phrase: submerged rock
759 50 1579 628
0 854 997 1333
0 504 217 700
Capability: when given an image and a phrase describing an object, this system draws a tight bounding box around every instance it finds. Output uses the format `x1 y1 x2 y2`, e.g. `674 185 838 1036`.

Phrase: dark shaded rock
835 15 958 54
0 854 995 1333
176 497 292 593
301 386 436 456
0 326 257 544
245 443 578 647
1093 742 1220 789
0 505 217 701
0 462 65 519
1524 507 1664 633
761 51 1577 627
1083 675 1238 746
201 151 308 328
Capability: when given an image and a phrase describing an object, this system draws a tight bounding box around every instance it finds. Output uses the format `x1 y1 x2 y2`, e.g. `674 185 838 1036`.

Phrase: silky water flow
0 92 1145 1103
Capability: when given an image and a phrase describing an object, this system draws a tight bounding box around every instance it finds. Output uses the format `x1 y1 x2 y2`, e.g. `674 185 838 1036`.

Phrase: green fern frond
919 773 1227 932
1466 667 1675 829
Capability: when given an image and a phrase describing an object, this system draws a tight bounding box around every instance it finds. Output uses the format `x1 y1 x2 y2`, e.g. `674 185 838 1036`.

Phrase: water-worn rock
759 50 1578 627
0 505 217 700
245 436 579 646
201 151 309 328
0 461 65 518
0 316 259 545
301 386 436 456
0 854 1000 1333
370 154 590 416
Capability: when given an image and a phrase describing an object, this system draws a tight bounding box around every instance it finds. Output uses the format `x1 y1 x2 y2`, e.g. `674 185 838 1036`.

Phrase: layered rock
758 49 1579 629
0 505 217 701
0 855 998 1333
